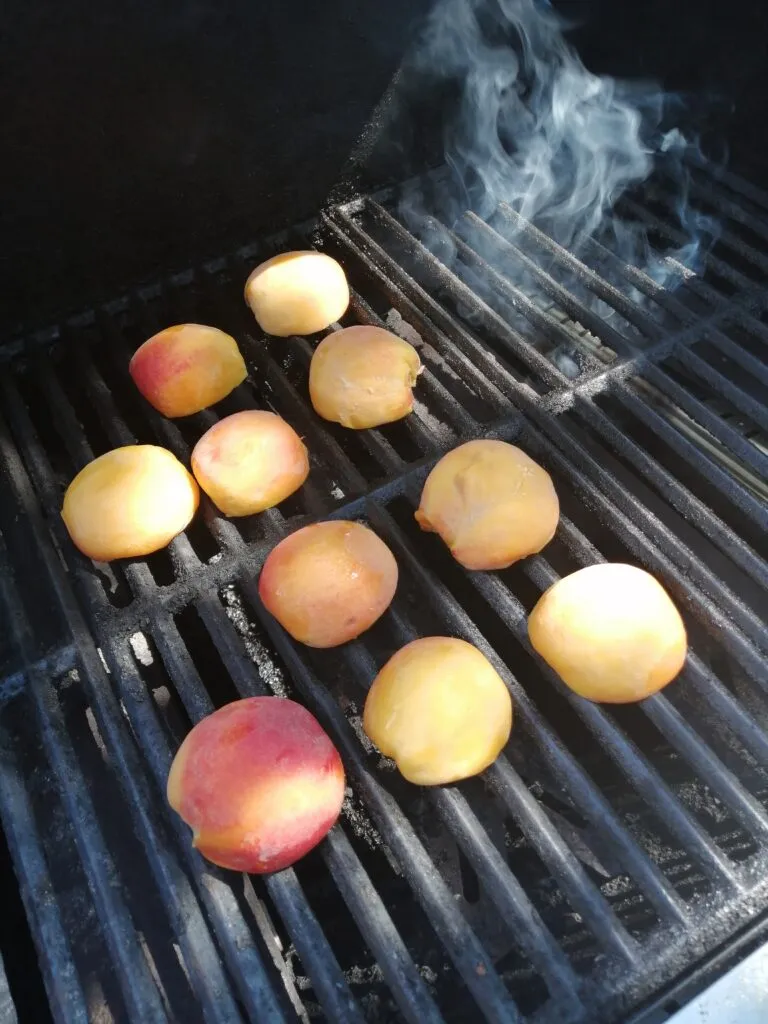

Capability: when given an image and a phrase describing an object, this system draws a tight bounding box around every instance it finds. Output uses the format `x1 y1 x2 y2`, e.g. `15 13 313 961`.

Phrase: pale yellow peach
528 563 688 702
61 445 199 561
244 251 349 336
363 637 513 785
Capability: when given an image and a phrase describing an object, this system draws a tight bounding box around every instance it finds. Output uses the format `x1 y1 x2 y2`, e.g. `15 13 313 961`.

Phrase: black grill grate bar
381 606 639 968
147 614 366 1024
192 552 531 1018
320 829 447 1024
448 227 616 368
191 593 450 1024
520 558 745 890
234 578 525 1024
485 207 666 341
0 427 287 1023
676 348 768 432
460 213 642 354
610 380 768 534
103 641 294 1023
0 721 89 1024
692 161 768 217
646 180 768 278
493 204 694 331
400 495 768 883
637 362 768 481
340 630 602 984
692 172 768 242
526 413 768 682
367 505 689 926
726 311 768 376
357 203 572 390
619 197 761 297
19 676 168 1021
571 388 768 587
322 212 518 413
676 654 768 767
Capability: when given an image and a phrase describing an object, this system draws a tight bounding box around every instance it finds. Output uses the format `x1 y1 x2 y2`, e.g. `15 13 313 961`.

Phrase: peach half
259 520 398 648
244 251 349 336
528 563 688 703
191 410 309 516
167 697 345 874
61 445 199 561
415 439 560 570
129 324 247 418
363 637 513 785
309 325 422 429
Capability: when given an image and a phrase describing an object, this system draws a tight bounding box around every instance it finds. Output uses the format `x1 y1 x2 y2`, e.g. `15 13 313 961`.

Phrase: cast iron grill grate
0 161 766 1024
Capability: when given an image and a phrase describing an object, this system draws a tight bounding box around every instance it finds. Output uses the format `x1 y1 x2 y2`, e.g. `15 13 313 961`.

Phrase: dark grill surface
0 160 767 1024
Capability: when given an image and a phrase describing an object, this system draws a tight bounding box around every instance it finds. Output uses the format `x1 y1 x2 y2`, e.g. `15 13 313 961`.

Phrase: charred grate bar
0 161 766 1024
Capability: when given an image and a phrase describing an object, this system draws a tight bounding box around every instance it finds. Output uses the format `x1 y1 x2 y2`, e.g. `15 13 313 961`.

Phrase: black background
2 0 768 336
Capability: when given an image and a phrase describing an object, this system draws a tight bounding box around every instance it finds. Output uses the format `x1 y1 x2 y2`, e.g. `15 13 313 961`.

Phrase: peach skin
309 325 422 429
258 520 398 647
363 637 513 785
415 439 559 570
191 410 309 516
61 445 199 561
129 323 247 418
167 697 345 873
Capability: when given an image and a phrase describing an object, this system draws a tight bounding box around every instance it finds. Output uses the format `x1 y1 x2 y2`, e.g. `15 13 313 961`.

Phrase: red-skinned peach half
167 697 345 874
415 439 560 570
244 251 349 336
309 325 422 429
259 520 398 648
363 637 513 785
129 323 247 418
191 410 309 516
61 445 199 561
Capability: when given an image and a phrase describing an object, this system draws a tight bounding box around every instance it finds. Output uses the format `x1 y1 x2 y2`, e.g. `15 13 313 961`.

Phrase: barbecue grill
2 1 768 1022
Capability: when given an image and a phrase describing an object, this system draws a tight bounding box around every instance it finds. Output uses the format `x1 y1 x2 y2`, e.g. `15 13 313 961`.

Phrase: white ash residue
129 632 153 666
385 308 423 348
220 584 288 696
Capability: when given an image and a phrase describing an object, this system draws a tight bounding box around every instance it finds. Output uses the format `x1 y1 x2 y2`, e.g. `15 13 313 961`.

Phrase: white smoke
398 0 717 290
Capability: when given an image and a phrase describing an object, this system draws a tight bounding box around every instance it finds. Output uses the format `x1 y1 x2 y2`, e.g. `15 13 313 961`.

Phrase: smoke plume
398 0 718 296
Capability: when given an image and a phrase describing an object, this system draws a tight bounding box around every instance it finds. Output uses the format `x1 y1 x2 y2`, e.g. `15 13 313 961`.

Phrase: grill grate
0 161 767 1024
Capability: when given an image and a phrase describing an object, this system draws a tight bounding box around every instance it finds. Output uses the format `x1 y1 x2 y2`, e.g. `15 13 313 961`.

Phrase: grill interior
1 158 767 1024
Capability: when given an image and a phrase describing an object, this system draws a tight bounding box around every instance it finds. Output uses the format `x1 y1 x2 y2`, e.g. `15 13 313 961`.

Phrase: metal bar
525 416 768 685
381 607 636 968
488 206 666 339
450 225 613 365
571 388 768 588
149 617 365 1024
609 381 768 533
639 362 768 482
340 631 598 986
363 202 571 390
676 348 768 433
0 397 288 1022
236 577 524 1024
0 725 89 1024
619 196 760 296
102 641 292 1024
366 506 689 926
